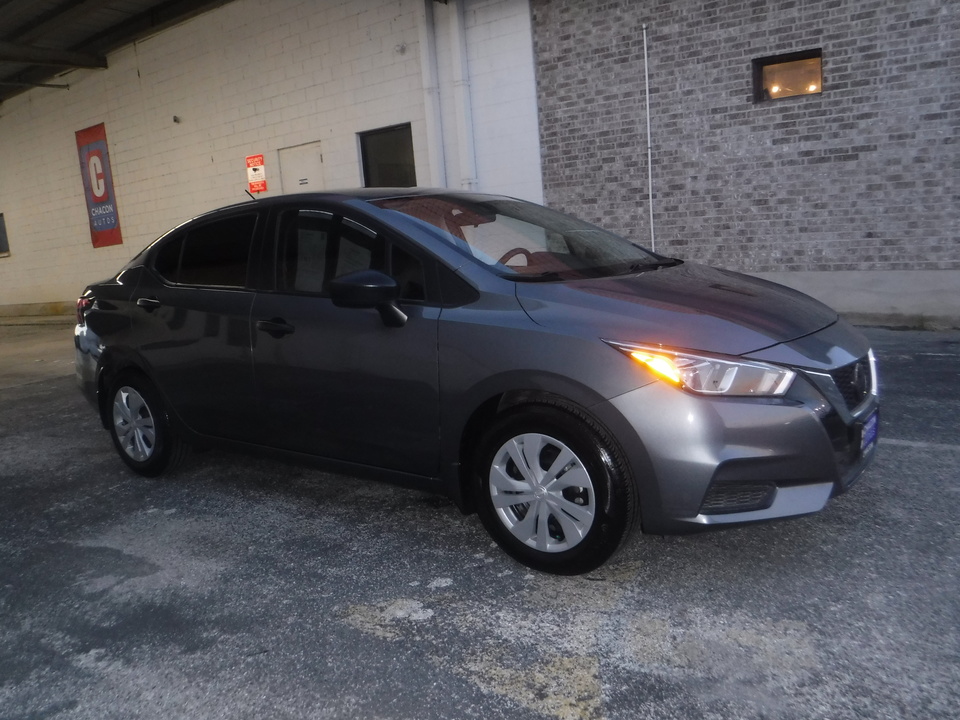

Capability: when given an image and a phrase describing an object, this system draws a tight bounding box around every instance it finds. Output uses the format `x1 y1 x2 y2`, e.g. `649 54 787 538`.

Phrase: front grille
829 356 872 411
820 410 872 489
699 483 776 515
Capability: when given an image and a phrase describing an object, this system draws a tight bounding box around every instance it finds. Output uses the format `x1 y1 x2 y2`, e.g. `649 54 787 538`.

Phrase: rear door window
153 234 184 283
154 214 257 287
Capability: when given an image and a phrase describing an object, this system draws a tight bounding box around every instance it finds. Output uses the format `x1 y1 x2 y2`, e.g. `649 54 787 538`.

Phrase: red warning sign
246 154 267 193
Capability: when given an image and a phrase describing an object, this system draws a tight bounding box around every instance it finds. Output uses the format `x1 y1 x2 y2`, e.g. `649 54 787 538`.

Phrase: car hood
515 262 838 356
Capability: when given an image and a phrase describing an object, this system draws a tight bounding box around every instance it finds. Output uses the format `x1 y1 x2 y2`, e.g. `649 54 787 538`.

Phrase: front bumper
604 363 878 534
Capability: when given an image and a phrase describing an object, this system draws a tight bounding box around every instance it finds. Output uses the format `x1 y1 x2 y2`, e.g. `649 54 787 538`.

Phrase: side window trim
342 216 376 237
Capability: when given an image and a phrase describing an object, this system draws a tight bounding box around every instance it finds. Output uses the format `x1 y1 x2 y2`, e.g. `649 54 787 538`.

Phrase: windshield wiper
627 258 682 273
508 271 564 282
508 259 681 282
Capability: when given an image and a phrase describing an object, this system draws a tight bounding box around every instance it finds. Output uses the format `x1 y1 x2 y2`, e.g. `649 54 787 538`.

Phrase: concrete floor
0 322 75 391
1 323 958 719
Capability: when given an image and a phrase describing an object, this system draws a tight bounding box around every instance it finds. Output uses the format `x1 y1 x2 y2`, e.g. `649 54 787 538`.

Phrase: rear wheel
474 404 638 575
109 372 185 477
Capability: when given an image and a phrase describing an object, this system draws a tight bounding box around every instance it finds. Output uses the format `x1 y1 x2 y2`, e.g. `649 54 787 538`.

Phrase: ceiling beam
0 0 238 104
3 0 105 44
0 79 70 89
0 40 107 68
82 0 236 52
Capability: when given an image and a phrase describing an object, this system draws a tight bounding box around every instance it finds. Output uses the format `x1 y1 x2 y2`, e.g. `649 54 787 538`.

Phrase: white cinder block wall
0 0 542 307
432 0 543 202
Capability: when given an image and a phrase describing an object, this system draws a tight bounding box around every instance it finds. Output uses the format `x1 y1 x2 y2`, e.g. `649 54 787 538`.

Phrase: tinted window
0 213 10 257
153 234 184 282
391 245 425 301
336 219 383 278
275 211 423 299
178 215 257 287
359 123 416 188
276 211 386 294
277 210 334 293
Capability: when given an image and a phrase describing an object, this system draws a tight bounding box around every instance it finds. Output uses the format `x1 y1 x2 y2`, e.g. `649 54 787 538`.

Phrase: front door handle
256 318 296 338
136 297 161 311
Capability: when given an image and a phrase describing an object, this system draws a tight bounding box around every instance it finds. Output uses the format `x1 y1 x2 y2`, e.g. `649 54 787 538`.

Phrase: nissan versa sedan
75 189 879 574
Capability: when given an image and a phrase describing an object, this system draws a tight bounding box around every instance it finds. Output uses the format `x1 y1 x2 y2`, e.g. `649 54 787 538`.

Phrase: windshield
371 194 671 280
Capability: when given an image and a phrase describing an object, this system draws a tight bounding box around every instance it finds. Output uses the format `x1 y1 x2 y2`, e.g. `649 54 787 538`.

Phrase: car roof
209 187 513 214
145 188 517 261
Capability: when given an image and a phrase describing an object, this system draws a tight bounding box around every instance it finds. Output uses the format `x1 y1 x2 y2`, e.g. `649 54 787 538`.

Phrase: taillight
76 296 94 325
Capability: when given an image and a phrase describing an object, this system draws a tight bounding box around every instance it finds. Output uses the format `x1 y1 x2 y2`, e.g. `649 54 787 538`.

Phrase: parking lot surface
1 324 958 719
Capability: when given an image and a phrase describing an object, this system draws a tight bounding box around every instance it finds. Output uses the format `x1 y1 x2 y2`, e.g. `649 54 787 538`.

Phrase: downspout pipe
448 0 479 190
642 23 656 253
418 0 447 187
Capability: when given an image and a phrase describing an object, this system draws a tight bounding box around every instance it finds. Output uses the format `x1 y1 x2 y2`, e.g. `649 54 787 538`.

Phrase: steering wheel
498 247 533 265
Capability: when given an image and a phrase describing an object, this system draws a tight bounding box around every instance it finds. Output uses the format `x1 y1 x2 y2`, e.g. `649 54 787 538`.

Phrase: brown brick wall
530 0 959 273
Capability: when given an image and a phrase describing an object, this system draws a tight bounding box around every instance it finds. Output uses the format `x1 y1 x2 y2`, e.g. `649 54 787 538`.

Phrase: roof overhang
0 0 237 104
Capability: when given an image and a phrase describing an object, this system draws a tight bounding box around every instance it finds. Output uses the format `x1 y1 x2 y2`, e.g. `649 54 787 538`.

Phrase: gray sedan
75 189 879 574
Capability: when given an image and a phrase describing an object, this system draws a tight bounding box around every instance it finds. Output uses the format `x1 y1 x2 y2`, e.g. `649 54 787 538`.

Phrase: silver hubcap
489 432 596 553
113 386 156 462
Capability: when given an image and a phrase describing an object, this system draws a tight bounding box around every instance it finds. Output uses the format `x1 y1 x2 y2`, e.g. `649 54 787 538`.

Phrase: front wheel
108 372 185 477
474 404 638 575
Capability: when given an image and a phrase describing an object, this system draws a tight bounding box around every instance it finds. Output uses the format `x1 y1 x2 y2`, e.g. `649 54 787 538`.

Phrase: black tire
474 403 638 575
108 371 186 477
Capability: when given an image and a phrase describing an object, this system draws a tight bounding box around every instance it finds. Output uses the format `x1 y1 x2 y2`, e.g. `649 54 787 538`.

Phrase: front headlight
605 341 796 397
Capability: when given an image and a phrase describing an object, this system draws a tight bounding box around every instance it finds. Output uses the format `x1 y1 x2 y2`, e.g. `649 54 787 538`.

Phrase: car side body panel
251 292 442 476
129 274 259 442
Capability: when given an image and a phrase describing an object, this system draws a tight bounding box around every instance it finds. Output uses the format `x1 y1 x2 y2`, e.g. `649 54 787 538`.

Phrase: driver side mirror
330 269 407 328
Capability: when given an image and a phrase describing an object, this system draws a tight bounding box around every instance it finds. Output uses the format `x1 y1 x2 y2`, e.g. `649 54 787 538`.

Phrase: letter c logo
88 153 107 201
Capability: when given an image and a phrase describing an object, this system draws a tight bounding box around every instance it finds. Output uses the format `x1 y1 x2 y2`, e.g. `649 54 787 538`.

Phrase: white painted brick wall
0 0 543 306
431 0 542 201
468 0 543 202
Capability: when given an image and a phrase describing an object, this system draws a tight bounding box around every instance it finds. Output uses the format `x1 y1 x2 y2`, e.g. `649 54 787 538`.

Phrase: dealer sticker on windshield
861 411 879 453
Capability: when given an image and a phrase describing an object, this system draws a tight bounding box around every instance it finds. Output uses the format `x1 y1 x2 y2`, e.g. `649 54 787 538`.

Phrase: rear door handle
136 297 161 311
256 318 296 338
